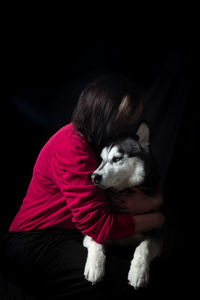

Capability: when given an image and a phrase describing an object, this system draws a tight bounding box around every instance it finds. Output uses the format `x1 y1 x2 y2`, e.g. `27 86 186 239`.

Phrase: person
0 74 165 299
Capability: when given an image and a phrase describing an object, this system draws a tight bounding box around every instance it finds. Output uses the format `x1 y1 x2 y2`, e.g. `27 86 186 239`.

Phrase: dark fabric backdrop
2 35 193 228
1 29 194 297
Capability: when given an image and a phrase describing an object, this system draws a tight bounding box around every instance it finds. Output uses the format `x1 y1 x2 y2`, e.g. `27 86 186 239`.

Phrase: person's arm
106 187 165 232
50 137 135 244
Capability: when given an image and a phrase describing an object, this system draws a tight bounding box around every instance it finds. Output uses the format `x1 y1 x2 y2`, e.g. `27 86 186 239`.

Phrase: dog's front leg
83 235 106 284
128 237 162 289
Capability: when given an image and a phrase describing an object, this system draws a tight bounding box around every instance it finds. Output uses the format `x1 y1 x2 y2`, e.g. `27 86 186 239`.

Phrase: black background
1 14 195 297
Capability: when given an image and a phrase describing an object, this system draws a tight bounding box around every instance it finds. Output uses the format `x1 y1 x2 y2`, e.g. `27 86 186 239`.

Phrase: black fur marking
140 151 159 195
118 138 145 157
116 136 159 194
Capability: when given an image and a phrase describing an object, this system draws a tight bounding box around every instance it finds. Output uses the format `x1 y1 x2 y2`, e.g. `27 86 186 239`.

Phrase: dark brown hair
72 74 142 155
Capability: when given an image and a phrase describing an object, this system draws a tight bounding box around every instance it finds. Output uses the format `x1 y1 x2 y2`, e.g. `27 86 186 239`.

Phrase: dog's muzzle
91 173 102 186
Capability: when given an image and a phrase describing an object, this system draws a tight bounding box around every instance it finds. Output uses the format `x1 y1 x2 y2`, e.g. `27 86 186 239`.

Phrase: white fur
83 233 162 289
83 236 106 284
128 238 162 289
83 123 162 289
93 148 145 191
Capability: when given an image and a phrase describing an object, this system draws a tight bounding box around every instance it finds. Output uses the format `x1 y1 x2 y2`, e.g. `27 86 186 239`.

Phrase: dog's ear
136 122 150 152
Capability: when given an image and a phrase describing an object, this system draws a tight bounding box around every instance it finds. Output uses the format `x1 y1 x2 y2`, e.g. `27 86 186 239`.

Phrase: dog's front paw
128 260 150 289
84 252 106 285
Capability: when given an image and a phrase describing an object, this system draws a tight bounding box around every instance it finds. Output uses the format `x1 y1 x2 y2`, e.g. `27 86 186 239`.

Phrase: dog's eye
112 156 122 163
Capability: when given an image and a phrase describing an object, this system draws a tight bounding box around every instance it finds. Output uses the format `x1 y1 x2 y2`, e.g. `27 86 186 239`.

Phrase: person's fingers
153 192 164 209
107 188 164 215
108 200 127 211
133 212 165 233
129 186 141 193
108 197 126 205
107 190 135 199
111 208 130 213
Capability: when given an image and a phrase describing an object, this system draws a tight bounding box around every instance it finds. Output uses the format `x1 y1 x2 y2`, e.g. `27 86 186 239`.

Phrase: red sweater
9 122 135 243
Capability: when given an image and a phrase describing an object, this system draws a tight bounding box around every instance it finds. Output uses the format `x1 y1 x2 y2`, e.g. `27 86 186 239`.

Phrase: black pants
0 228 138 300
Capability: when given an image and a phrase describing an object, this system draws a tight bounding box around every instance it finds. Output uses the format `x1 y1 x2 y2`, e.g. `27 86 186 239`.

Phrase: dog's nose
92 173 102 185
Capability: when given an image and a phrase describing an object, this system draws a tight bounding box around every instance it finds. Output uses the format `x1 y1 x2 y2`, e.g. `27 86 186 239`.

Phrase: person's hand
106 187 164 214
133 212 165 233
106 187 165 233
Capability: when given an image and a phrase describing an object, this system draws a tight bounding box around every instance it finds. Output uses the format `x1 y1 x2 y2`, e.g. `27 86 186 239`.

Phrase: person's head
72 74 143 155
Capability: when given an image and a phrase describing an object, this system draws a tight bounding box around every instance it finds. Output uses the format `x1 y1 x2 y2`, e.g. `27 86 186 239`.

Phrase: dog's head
91 122 159 193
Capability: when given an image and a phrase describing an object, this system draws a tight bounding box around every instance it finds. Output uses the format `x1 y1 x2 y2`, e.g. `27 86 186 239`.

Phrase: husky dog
83 123 163 289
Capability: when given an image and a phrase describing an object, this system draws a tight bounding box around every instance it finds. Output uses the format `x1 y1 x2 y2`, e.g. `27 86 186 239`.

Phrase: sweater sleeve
50 136 135 244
